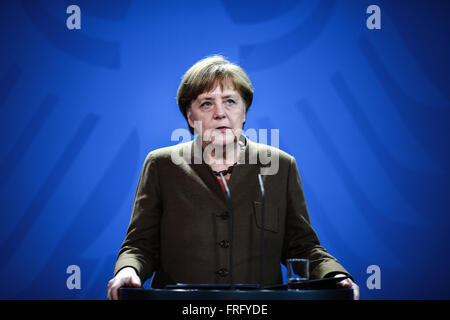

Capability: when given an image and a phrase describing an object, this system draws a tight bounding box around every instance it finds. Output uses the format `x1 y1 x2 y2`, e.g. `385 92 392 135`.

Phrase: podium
119 287 353 300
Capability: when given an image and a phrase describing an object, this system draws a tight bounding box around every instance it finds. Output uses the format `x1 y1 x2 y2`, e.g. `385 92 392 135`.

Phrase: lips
214 126 231 134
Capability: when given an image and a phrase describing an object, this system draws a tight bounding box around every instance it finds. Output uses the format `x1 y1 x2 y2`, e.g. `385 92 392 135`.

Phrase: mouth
213 126 231 135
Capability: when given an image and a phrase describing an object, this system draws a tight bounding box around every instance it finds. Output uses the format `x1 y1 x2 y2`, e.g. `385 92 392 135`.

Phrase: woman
107 55 359 300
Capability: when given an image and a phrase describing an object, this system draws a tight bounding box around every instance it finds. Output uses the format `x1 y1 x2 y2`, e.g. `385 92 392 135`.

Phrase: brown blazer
114 134 352 287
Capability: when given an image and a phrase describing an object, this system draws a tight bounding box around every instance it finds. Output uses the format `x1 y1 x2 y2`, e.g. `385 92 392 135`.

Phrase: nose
213 100 226 120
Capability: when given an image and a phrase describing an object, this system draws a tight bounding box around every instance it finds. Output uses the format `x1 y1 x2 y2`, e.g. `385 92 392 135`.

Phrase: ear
186 107 195 129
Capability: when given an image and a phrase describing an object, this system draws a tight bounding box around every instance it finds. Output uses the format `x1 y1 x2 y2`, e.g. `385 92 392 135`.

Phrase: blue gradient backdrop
0 0 449 299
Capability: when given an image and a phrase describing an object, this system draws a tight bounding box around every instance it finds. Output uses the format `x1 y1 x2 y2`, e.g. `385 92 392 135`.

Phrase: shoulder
143 140 193 165
246 139 298 176
247 139 295 164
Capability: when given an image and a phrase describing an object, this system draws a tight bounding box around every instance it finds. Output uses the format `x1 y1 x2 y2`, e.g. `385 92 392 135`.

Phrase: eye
200 101 212 108
225 99 235 105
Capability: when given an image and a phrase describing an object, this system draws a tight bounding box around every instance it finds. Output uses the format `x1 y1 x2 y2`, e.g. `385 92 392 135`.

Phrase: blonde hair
177 55 253 134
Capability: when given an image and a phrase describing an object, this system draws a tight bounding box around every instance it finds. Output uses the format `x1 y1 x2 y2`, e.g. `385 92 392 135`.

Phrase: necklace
209 140 245 176
211 162 237 176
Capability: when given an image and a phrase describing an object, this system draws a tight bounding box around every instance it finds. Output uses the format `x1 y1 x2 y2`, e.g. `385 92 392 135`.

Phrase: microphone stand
257 174 265 289
219 173 235 290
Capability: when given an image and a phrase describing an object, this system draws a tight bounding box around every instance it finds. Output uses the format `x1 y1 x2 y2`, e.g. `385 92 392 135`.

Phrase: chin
206 129 236 146
210 136 234 146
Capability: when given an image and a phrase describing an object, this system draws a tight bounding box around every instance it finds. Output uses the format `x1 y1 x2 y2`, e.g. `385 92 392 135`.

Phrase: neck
203 140 241 166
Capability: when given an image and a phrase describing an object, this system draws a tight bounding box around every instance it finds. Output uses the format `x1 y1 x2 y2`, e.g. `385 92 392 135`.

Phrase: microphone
257 174 265 289
219 172 234 289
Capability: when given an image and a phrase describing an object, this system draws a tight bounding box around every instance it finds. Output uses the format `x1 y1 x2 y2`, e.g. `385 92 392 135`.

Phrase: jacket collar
189 133 261 206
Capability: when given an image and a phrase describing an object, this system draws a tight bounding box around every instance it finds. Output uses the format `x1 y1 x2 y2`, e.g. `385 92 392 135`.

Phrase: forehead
196 80 240 99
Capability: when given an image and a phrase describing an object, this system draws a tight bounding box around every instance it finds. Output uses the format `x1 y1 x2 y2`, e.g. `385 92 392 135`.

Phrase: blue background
0 0 449 300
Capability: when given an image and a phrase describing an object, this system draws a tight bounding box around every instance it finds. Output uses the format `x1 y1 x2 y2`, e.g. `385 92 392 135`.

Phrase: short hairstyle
177 55 254 134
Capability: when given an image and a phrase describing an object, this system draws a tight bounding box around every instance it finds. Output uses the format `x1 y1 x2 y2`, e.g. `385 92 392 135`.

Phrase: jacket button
216 268 229 277
217 240 230 248
217 211 229 220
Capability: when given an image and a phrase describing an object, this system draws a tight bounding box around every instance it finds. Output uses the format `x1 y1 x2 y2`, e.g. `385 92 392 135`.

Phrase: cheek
232 109 246 126
200 118 215 132
190 110 211 130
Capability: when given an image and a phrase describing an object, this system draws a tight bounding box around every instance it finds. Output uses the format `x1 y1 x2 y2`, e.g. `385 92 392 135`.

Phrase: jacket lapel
228 135 260 199
189 134 227 205
188 134 261 206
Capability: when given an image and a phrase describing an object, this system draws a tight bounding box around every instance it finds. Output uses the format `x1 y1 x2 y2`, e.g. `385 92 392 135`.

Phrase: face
187 80 246 147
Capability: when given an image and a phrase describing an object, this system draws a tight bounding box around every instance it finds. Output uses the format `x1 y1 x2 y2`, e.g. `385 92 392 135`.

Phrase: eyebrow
198 93 239 100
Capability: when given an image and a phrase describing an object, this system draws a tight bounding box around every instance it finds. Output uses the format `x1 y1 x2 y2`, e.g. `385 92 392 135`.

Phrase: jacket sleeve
281 156 353 280
113 152 162 283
